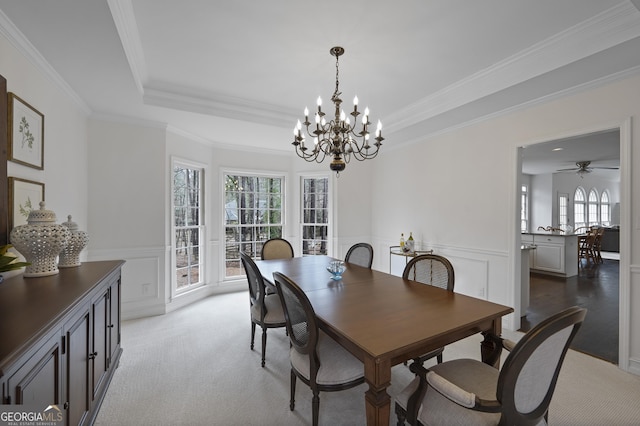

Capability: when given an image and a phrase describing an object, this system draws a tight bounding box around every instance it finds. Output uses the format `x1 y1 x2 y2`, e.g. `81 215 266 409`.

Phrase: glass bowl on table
327 260 346 280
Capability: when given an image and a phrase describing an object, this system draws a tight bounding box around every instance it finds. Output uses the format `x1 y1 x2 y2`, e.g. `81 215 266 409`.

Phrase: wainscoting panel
372 238 515 329
626 263 640 375
88 246 168 320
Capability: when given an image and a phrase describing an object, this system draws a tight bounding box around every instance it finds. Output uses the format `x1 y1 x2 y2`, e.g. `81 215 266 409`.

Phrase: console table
0 260 124 426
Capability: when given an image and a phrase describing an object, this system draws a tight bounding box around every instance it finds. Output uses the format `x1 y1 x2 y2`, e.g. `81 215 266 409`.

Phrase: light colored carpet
95 291 640 425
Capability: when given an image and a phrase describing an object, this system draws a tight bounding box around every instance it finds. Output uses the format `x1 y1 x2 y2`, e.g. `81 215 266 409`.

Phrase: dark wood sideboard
0 260 125 426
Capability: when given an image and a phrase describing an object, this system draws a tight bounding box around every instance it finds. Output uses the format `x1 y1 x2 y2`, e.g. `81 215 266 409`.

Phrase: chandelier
292 46 384 173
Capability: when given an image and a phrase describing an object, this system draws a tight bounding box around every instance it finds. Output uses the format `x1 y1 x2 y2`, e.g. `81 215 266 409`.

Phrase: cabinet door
92 289 109 400
108 276 121 365
533 243 564 273
4 333 62 406
66 311 91 426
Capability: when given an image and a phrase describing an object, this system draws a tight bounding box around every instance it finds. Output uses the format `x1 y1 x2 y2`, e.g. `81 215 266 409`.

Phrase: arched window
574 187 586 231
588 188 599 227
600 191 610 226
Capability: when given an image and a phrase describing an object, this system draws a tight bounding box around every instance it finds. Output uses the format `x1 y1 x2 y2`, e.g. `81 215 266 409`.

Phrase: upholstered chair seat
396 359 504 426
250 293 285 325
289 331 363 386
395 306 586 426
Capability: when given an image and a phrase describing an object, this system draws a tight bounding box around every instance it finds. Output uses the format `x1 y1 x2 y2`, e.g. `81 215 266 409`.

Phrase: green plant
19 116 34 149
0 244 30 273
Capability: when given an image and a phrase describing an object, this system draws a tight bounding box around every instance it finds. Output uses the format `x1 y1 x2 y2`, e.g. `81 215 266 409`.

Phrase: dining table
255 255 514 426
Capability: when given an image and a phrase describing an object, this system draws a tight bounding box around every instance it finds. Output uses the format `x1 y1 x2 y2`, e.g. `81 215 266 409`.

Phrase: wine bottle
400 233 405 251
407 232 415 252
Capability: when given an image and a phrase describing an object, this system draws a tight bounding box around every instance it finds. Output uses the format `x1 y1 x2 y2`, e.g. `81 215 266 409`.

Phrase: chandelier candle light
292 46 384 174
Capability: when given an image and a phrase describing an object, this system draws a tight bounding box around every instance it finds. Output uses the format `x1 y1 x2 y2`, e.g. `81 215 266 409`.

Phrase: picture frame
8 93 44 170
8 177 45 231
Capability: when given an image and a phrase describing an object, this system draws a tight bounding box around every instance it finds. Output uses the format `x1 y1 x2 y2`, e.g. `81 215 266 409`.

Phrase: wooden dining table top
255 255 513 426
255 255 513 364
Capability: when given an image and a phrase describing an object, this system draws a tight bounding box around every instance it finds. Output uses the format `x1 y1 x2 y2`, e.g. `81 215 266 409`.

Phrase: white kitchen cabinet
522 234 578 277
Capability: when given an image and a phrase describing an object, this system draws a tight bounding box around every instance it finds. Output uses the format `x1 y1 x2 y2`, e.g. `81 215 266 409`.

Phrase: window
173 162 204 293
520 185 528 233
573 187 586 231
558 193 569 228
301 176 330 255
588 188 599 226
600 191 610 226
224 172 284 278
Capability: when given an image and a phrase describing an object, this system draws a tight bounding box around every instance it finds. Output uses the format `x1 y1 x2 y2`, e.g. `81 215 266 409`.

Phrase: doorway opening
518 127 624 365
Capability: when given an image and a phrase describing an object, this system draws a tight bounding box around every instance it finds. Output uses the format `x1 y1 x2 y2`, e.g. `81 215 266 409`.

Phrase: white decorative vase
10 202 71 277
58 215 89 268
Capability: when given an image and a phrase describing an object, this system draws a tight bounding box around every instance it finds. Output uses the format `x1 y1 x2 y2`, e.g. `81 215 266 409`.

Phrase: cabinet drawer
534 235 564 245
521 234 534 243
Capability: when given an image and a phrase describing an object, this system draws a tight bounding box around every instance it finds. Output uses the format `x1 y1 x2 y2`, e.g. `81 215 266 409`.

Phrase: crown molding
0 9 91 114
384 1 640 134
387 63 640 151
107 0 146 95
90 111 291 154
143 85 298 128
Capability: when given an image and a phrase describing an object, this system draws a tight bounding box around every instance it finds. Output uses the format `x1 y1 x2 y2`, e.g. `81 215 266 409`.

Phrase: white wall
371 72 640 374
0 33 89 255
531 173 553 230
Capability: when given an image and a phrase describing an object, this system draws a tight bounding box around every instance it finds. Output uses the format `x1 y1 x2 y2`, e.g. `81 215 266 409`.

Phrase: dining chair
261 237 294 260
402 254 455 364
395 306 587 426
272 271 365 426
240 252 286 367
344 242 374 268
593 227 605 263
578 230 598 265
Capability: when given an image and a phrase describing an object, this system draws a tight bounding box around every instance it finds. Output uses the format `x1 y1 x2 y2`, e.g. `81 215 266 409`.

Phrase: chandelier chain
334 53 340 98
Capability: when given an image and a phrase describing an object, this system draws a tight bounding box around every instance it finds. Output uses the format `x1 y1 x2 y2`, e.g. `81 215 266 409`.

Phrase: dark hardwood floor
520 258 619 364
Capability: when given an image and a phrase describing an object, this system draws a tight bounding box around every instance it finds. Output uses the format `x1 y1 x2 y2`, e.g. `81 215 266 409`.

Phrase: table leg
480 318 503 368
364 357 392 426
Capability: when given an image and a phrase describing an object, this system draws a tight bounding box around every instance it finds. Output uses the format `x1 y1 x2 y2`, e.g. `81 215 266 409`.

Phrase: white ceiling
521 130 620 178
1 0 640 162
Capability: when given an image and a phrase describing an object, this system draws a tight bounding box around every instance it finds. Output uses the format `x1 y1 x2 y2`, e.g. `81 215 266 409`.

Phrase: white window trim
600 190 611 226
299 172 334 256
573 186 587 230
297 171 336 257
588 187 600 227
520 184 529 233
220 168 287 282
171 157 208 300
558 192 569 228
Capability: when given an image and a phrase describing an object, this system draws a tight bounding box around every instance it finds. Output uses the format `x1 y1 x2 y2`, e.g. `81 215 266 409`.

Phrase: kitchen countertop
522 232 578 237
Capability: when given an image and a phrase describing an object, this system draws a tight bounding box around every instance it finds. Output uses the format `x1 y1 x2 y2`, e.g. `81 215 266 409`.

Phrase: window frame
587 188 600 227
573 186 587 231
520 184 529 233
600 190 611 226
171 158 206 297
300 174 332 256
221 169 286 280
558 193 569 229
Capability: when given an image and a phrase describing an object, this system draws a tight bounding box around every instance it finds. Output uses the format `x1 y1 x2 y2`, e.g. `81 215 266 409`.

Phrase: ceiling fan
556 161 619 178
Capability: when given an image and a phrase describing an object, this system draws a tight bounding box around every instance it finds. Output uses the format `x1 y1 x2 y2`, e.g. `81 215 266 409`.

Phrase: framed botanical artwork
8 177 44 231
8 93 44 170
